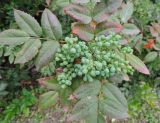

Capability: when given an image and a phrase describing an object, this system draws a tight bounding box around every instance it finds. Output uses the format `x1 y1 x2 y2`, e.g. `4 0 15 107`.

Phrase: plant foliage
0 9 61 70
0 1 155 122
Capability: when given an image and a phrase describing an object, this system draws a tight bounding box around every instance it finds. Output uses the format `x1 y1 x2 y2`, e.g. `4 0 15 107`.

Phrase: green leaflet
41 9 62 40
9 54 15 64
45 78 61 91
14 9 42 37
0 47 3 57
102 83 128 107
74 80 101 99
0 83 7 92
15 39 41 64
120 1 134 23
144 51 158 63
85 112 105 123
99 83 128 119
126 54 150 75
97 113 105 123
39 91 58 110
35 40 60 70
69 95 98 122
0 29 30 46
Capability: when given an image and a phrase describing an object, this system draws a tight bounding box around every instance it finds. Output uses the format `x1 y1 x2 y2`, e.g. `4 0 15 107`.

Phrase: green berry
105 42 110 46
63 44 69 49
70 48 76 53
78 72 83 76
95 71 100 75
61 84 66 89
90 70 96 77
54 34 134 87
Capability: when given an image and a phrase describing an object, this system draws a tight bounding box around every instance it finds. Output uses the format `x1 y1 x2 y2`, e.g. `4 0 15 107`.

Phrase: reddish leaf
97 22 123 35
152 23 160 33
122 23 140 35
106 0 123 13
93 3 111 23
46 0 51 5
126 54 150 75
150 26 159 37
150 23 160 37
72 0 90 4
93 0 122 23
120 1 134 23
64 4 91 24
144 39 155 49
72 22 94 41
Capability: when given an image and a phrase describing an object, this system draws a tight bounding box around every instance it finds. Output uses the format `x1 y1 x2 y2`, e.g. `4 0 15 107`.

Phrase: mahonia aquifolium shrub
55 33 134 88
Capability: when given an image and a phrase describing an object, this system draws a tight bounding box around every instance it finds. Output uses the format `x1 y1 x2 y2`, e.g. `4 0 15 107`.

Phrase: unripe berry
83 68 88 74
90 70 96 77
110 66 116 73
105 42 110 47
97 42 103 46
61 84 66 89
78 71 83 76
70 48 76 53
63 44 69 49
95 71 100 75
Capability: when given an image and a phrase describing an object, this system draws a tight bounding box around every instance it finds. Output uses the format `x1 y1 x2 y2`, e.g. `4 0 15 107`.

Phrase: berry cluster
55 33 134 88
